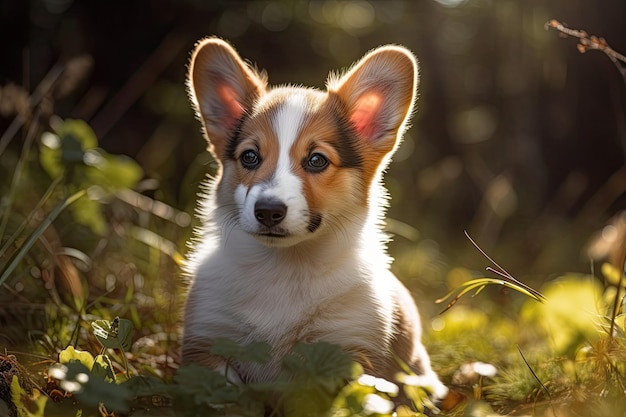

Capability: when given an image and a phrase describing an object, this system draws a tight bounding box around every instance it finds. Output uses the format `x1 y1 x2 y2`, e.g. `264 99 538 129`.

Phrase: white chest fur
184 227 396 380
189 228 391 331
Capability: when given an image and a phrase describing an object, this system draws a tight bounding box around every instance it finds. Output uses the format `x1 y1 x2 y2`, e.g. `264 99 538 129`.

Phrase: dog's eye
306 153 329 172
240 150 261 169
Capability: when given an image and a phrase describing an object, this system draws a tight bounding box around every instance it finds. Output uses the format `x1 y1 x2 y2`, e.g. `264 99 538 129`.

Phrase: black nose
254 199 287 228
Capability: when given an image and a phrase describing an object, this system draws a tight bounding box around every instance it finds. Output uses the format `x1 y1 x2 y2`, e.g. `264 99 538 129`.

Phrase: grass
1 22 626 416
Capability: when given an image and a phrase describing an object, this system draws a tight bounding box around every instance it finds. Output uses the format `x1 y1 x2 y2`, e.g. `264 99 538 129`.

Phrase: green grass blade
436 277 545 314
465 231 546 302
0 117 41 239
129 226 184 265
517 344 556 415
0 188 86 287
0 176 63 259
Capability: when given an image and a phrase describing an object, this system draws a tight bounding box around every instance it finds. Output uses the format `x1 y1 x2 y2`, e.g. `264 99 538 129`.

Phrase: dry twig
545 19 626 83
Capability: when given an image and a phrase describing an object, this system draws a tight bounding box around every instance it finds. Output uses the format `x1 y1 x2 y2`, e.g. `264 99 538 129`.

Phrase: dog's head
188 38 417 248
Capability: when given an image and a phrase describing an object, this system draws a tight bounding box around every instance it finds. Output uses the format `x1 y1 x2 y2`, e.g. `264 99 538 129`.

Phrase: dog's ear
328 46 417 158
188 38 267 158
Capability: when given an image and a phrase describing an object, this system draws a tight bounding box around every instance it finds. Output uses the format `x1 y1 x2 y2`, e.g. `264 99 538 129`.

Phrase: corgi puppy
182 37 447 400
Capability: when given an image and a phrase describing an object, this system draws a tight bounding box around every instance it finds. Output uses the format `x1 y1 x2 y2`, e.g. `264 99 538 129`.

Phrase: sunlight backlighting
433 0 467 7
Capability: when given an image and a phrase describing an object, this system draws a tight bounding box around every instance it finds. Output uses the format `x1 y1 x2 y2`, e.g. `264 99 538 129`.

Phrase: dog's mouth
256 230 289 238
252 224 290 238
246 212 323 244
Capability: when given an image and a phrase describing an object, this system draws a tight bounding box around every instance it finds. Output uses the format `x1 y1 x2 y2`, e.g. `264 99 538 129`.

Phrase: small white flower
374 378 399 396
48 364 68 380
59 380 82 393
453 361 498 384
41 132 60 149
358 374 377 387
75 372 90 384
363 393 394 415
473 362 497 377
358 374 399 396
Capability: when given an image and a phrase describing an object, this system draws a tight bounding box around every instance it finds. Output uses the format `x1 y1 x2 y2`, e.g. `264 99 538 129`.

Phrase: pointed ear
328 45 418 157
187 38 267 158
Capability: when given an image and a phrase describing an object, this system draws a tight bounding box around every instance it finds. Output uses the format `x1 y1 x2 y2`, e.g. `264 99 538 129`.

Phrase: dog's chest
233 276 316 338
235 263 357 337
192 244 388 345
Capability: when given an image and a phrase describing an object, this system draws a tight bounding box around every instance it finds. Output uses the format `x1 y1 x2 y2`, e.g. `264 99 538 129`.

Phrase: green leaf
282 342 359 384
602 262 625 286
277 343 361 417
210 338 271 364
39 132 64 179
403 383 434 414
77 377 131 412
57 119 98 152
91 318 134 351
91 354 116 382
71 190 108 235
85 150 143 191
58 346 95 370
40 118 142 192
331 377 376 415
60 133 87 165
207 342 361 417
174 365 247 415
39 119 98 179
38 118 143 237
10 375 47 417
521 275 606 355
121 375 170 398
62 362 131 412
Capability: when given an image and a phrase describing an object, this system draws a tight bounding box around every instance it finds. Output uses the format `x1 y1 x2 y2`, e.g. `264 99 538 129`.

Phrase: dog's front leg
181 342 243 384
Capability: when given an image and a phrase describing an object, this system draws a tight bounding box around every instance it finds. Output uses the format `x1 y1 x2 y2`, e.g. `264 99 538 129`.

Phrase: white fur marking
274 94 308 148
269 96 308 228
234 184 248 207
254 95 309 235
236 95 312 238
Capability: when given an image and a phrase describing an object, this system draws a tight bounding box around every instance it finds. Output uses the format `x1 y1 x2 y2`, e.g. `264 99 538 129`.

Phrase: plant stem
0 175 63 259
609 244 626 342
0 188 86 286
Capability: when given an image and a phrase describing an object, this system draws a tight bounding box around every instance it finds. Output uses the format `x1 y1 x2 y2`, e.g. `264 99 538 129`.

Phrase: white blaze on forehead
261 94 309 227
268 94 307 197
236 93 313 238
273 94 308 150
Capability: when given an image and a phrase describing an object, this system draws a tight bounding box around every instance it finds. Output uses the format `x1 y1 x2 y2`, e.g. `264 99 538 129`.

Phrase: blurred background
0 0 625 358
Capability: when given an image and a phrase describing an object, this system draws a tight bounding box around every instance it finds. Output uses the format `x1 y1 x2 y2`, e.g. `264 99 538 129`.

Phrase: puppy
182 37 447 399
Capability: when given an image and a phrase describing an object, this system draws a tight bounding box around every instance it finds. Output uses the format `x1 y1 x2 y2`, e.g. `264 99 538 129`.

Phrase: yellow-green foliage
11 376 47 417
521 275 606 356
426 272 626 416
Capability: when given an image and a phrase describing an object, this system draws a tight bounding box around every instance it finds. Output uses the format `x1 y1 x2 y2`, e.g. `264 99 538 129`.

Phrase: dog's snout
254 199 287 228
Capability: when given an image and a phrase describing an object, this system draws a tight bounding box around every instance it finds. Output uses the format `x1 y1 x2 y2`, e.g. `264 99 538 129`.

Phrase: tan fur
183 37 447 400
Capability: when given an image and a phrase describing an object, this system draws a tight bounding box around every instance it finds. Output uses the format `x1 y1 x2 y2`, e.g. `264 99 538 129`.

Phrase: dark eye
240 150 261 170
306 153 329 172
